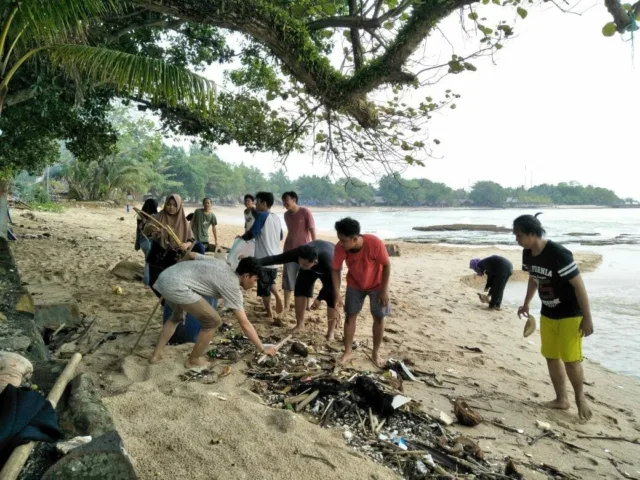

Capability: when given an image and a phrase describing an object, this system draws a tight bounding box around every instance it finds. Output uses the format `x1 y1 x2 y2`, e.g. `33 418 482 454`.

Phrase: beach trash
523 315 536 337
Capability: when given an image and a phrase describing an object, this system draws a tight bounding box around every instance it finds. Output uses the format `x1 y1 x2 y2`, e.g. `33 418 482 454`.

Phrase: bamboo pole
133 207 181 246
257 335 292 364
0 353 82 480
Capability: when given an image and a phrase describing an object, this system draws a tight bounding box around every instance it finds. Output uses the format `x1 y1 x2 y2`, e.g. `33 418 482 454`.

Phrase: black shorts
258 268 278 297
294 270 336 308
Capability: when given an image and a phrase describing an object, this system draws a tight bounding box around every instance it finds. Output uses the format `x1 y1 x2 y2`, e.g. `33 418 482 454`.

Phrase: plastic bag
227 238 255 270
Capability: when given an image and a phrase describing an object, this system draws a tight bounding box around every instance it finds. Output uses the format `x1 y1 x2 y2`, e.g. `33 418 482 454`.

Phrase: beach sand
9 203 640 480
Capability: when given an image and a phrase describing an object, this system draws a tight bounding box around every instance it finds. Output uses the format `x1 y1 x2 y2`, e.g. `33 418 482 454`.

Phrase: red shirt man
331 217 390 367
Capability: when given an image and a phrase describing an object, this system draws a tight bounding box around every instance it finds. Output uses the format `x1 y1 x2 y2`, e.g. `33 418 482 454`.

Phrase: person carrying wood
150 255 276 368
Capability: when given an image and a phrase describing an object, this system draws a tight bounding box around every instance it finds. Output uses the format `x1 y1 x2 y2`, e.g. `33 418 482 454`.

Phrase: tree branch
4 87 36 107
306 0 413 30
349 0 364 70
605 0 640 32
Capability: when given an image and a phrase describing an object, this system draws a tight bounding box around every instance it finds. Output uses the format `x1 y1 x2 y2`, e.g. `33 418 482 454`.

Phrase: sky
175 3 640 199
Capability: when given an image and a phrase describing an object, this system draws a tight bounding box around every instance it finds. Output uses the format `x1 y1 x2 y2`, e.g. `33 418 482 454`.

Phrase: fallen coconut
454 398 483 427
523 315 536 337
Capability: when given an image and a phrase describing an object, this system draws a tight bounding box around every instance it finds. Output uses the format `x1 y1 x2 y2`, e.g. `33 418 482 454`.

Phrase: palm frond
14 0 121 44
47 44 216 113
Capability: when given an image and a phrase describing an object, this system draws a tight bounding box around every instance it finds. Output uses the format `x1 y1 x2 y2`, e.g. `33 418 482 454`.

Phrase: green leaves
468 12 479 21
602 22 617 37
516 7 528 19
47 45 217 113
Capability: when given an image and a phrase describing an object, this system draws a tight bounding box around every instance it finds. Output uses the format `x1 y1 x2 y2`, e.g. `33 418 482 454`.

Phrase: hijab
137 198 158 228
469 258 483 275
155 194 193 249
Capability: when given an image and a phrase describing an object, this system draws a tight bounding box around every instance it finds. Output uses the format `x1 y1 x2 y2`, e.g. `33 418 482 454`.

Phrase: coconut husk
454 398 483 427
523 315 536 338
477 293 490 304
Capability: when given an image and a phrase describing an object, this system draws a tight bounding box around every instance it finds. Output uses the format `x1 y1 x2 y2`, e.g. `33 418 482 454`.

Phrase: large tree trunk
0 178 9 240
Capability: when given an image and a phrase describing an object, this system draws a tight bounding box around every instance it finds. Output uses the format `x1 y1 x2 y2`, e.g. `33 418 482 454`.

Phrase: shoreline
8 206 640 480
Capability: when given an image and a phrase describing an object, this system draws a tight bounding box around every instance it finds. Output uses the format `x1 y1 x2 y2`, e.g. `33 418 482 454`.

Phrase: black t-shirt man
522 240 582 319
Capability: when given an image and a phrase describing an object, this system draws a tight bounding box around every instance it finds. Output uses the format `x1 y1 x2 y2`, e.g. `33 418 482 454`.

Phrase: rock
385 243 401 257
438 411 454 426
111 260 144 281
25 284 82 327
119 217 125 221
42 431 136 480
413 224 511 233
58 342 77 356
290 342 309 357
67 374 118 437
57 436 93 455
0 334 32 352
536 420 551 431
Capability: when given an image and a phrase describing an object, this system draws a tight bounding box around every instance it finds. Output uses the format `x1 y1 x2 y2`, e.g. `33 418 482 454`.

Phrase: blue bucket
162 297 218 344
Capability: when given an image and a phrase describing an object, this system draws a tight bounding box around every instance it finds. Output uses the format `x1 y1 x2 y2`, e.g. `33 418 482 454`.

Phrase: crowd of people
136 195 594 421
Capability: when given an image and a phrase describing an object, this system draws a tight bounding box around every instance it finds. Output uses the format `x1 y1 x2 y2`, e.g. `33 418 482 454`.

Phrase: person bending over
151 256 276 368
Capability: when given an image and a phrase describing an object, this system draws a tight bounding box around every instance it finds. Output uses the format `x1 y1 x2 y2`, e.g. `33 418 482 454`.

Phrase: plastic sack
227 238 255 270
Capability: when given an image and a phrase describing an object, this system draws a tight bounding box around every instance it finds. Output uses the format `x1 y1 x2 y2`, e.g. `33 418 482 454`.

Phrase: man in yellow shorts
513 213 594 421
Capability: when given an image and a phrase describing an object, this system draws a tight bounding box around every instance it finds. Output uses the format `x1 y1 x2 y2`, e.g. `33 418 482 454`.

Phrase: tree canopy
2 0 635 181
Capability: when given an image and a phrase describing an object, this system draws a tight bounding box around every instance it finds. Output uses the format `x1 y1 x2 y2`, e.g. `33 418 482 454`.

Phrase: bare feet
310 299 321 311
371 351 384 368
275 295 284 314
149 353 163 364
290 325 304 335
325 331 335 342
184 356 211 369
576 394 593 421
542 398 571 410
336 352 353 365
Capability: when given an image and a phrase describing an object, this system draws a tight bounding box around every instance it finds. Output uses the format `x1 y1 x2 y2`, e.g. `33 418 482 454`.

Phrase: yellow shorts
540 315 583 363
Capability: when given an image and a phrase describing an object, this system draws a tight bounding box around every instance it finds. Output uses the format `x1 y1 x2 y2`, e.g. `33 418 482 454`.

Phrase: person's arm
379 264 391 305
309 228 317 241
242 211 267 241
518 276 537 318
212 225 218 247
332 268 344 309
485 274 492 291
233 309 276 355
570 275 594 336
258 249 298 267
307 209 317 241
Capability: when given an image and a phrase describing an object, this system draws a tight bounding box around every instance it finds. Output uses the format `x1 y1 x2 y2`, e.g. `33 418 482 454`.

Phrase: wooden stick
295 389 319 412
134 207 181 246
577 434 639 443
257 334 292 364
0 353 82 480
129 299 162 355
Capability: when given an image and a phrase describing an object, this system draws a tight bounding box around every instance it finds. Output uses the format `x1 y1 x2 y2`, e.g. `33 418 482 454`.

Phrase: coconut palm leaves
0 0 216 114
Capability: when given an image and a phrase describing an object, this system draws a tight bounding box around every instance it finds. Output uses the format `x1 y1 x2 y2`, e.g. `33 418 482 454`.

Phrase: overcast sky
190 3 639 199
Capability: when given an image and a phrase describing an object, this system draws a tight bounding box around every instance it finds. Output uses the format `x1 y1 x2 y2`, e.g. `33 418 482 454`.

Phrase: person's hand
335 296 344 310
262 346 277 356
517 304 530 319
378 289 390 306
146 225 161 236
178 241 192 252
580 316 594 337
178 252 196 262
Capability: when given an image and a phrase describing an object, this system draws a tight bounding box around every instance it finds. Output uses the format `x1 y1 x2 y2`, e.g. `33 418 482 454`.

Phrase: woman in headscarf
135 198 158 285
144 194 194 297
469 255 513 309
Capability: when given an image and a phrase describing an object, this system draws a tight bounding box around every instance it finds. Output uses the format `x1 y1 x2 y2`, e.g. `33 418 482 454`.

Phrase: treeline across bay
12 110 633 208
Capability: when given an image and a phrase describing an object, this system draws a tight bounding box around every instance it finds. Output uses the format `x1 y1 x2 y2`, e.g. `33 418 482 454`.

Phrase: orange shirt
332 234 390 291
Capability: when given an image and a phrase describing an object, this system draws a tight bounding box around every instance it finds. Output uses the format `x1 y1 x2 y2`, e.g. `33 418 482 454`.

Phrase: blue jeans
140 238 152 286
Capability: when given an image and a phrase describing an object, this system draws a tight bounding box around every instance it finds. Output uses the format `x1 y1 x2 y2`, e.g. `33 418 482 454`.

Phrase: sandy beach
8 203 640 480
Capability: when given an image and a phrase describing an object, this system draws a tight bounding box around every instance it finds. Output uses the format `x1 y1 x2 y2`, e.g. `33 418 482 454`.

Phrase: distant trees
12 111 627 208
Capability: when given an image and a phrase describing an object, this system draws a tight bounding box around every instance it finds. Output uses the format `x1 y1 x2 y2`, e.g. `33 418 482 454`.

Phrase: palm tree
0 0 217 238
0 0 216 115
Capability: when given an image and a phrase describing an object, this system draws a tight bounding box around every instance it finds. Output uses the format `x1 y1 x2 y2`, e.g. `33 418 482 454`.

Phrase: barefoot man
150 255 276 368
514 213 594 421
258 241 339 340
332 218 391 366
281 191 316 310
241 191 284 319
